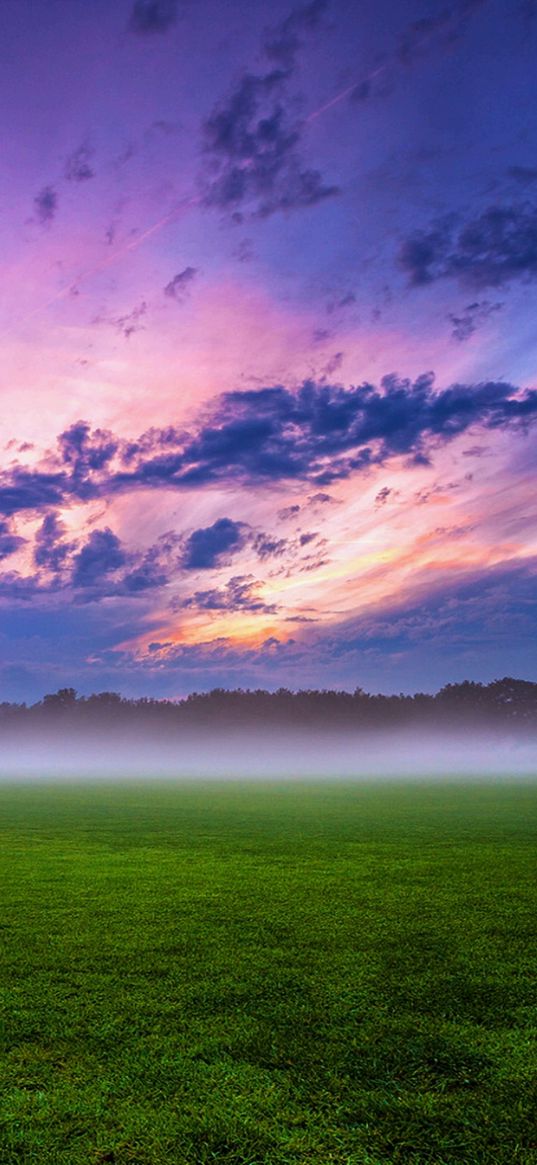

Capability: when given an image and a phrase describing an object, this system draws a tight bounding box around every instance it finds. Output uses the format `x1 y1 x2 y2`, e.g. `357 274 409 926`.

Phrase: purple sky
1 0 537 701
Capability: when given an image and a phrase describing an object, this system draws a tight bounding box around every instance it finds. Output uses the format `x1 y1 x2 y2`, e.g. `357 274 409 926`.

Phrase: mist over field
1 724 536 781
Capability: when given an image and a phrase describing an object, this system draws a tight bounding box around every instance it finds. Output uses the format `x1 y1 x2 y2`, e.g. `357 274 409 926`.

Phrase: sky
1 0 537 702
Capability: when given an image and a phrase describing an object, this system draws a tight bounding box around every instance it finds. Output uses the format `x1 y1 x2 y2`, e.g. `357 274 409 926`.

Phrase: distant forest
1 677 537 736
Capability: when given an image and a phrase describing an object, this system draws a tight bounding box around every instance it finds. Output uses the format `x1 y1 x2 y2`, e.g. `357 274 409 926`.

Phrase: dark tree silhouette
0 677 536 740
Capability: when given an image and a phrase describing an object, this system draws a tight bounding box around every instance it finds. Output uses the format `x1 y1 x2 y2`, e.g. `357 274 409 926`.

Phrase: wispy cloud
34 185 58 225
400 204 537 290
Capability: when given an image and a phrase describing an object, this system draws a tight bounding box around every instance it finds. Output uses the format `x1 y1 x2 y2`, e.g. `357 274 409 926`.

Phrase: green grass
0 779 536 1164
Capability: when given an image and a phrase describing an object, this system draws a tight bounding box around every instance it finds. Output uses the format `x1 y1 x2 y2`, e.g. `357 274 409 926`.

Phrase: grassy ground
0 779 536 1164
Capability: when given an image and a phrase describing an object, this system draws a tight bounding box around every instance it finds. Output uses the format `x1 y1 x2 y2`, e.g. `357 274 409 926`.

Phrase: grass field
0 779 536 1164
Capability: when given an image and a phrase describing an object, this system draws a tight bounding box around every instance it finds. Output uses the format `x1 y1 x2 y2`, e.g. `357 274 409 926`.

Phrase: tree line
1 677 537 734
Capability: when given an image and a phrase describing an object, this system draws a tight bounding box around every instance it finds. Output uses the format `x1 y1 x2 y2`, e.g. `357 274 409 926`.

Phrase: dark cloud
277 503 301 520
398 220 452 286
414 477 467 506
308 491 334 504
320 351 344 378
164 266 197 300
0 519 25 560
164 375 537 487
400 204 537 290
312 328 332 343
397 0 486 65
182 518 246 570
95 302 147 339
263 0 327 71
129 0 179 35
6 521 181 604
462 444 490 458
72 529 126 589
201 68 338 218
331 292 356 311
396 0 485 67
253 533 289 560
0 572 49 601
2 376 537 519
284 613 318 623
34 513 72 573
448 300 502 342
34 185 57 225
78 530 181 600
65 143 94 182
120 557 170 594
58 421 119 494
132 631 295 671
375 486 393 506
251 527 323 567
341 557 537 661
345 0 484 109
0 467 68 516
181 575 278 614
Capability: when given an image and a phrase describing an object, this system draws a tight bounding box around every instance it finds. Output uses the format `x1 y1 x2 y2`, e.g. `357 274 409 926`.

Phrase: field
0 779 536 1165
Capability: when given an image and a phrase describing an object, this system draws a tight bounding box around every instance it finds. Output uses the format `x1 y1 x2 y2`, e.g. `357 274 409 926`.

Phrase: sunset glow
1 0 536 700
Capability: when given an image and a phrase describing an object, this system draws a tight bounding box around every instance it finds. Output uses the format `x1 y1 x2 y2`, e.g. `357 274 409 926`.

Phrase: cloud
201 70 338 218
34 513 72 573
118 535 184 598
182 518 246 570
72 528 126 589
2 520 183 605
308 491 335 505
165 375 537 487
59 420 119 480
0 519 25 560
399 204 537 290
277 504 301 521
263 0 327 71
326 292 356 314
34 185 58 225
180 574 278 613
0 468 68 516
251 527 323 568
448 300 503 342
130 631 296 672
198 0 340 218
375 486 393 506
254 532 290 560
342 0 484 110
164 266 197 300
129 0 179 35
396 1 485 67
340 557 537 659
65 143 94 182
1 375 537 520
0 572 49 601
94 302 147 339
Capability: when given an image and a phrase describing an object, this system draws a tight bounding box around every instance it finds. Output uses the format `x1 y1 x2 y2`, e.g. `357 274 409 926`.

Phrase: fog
0 725 536 782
